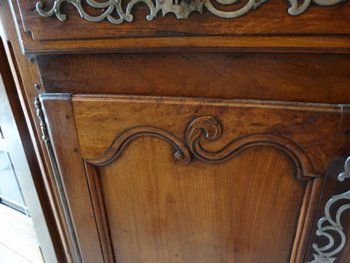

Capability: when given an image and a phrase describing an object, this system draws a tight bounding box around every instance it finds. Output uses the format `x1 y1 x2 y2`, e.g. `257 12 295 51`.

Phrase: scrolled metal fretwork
308 157 350 263
35 0 346 24
288 0 345 16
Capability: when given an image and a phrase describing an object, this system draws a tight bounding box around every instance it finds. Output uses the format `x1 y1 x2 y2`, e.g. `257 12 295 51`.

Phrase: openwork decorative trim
308 156 350 263
35 0 345 24
85 116 315 179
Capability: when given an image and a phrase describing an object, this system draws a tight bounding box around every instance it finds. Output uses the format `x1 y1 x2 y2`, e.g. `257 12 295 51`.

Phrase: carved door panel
38 94 343 263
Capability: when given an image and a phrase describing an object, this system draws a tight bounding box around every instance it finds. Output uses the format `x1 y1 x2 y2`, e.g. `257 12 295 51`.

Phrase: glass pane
0 150 27 213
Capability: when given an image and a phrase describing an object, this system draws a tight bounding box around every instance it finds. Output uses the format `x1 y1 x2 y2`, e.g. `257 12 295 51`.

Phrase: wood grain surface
38 52 350 104
69 95 343 262
16 1 350 40
41 95 105 263
98 141 307 263
11 0 350 53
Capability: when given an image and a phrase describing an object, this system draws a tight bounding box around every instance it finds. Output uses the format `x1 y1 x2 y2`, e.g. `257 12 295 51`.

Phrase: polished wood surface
12 0 350 53
305 107 350 263
18 1 350 40
38 52 350 104
19 35 350 55
41 95 105 263
72 96 341 172
98 143 306 263
37 94 343 262
2 0 350 261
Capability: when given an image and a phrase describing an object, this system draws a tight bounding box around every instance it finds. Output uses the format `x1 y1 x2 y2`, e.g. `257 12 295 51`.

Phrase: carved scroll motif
86 126 192 166
186 116 313 175
308 156 350 263
85 116 315 179
35 0 346 24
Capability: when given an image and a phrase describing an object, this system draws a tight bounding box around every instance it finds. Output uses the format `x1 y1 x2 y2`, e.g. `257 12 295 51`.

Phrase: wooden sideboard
1 0 350 262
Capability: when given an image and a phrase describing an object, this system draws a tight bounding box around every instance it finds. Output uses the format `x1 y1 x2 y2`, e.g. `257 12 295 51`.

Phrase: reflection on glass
0 150 27 213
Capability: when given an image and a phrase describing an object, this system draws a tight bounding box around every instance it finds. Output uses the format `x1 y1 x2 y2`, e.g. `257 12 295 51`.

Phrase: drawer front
17 0 350 40
12 0 350 53
38 94 342 262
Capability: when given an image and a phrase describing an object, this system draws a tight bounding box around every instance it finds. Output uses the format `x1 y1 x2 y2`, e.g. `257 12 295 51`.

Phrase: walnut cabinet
1 0 350 262
38 94 348 263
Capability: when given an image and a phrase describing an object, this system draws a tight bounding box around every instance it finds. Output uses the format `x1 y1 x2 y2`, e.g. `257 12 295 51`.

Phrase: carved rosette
308 157 350 263
35 0 346 24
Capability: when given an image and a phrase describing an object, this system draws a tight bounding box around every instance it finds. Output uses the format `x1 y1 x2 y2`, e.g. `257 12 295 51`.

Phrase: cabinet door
38 94 343 263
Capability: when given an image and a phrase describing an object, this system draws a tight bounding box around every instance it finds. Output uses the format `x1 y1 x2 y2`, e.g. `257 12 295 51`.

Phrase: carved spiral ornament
35 0 346 24
308 157 350 263
85 115 314 181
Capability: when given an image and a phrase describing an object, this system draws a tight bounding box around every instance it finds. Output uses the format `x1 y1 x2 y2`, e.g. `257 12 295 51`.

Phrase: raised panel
96 141 306 263
73 96 341 173
67 95 342 262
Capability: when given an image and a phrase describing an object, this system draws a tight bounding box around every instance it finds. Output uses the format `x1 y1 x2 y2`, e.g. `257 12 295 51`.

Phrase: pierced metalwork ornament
308 157 350 263
35 0 346 24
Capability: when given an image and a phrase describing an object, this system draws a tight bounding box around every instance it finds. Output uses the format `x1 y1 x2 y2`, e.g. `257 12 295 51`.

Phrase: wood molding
39 94 105 263
85 126 191 166
85 115 316 179
19 36 350 55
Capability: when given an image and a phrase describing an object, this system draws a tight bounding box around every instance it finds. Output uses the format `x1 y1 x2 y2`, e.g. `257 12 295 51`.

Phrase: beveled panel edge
72 94 343 112
38 93 106 263
19 35 350 55
85 126 192 166
34 95 83 263
85 115 317 179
